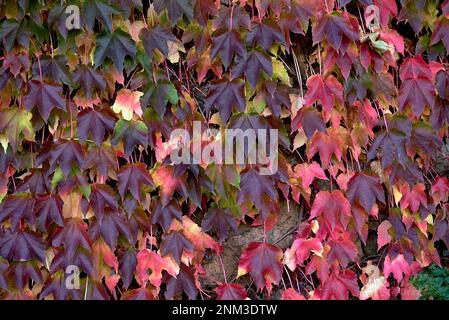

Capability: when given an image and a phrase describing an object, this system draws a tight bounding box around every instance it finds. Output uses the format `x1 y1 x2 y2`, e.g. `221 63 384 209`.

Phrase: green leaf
271 58 291 86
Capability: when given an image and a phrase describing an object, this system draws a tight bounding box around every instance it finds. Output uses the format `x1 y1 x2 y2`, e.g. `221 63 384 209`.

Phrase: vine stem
229 1 234 31
218 254 228 284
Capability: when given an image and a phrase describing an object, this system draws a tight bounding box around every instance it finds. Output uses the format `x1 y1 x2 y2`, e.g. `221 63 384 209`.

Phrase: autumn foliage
0 0 449 300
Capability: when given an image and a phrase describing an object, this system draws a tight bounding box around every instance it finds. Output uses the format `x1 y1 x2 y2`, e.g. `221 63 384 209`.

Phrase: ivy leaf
319 268 360 299
89 209 133 249
52 219 91 261
211 29 246 68
117 163 154 203
193 0 218 26
16 168 50 196
328 231 359 268
150 199 183 231
112 89 143 121
0 19 30 51
141 80 179 117
111 119 148 155
213 5 250 30
83 0 120 32
310 190 351 232
94 29 136 72
77 108 115 146
313 11 360 52
231 50 273 88
0 229 46 263
431 17 449 53
399 55 435 117
84 145 117 178
237 167 278 221
136 249 179 288
0 193 36 232
24 80 66 121
45 140 85 177
160 230 194 264
140 26 177 61
216 283 247 300
304 74 344 114
153 0 193 25
246 19 285 51
73 65 106 97
0 107 34 152
237 242 283 295
152 165 188 207
88 184 119 221
367 129 408 169
408 122 443 160
205 78 246 122
292 106 326 138
307 131 343 168
165 264 197 300
284 238 323 270
31 55 72 85
119 249 137 289
201 207 238 242
346 172 385 212
291 0 319 31
34 194 64 232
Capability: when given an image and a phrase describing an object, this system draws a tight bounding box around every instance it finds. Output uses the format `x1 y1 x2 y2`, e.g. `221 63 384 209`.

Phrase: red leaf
310 190 351 231
377 220 393 250
327 230 358 268
307 131 343 168
237 242 283 294
303 74 344 115
136 249 179 288
284 237 323 270
281 288 306 300
318 267 360 300
215 283 247 300
383 254 411 283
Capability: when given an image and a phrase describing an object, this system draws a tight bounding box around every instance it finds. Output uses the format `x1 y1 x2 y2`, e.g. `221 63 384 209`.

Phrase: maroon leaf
205 78 246 121
160 230 194 264
52 219 92 261
34 194 64 231
117 163 154 203
399 56 435 117
0 229 46 263
77 108 115 146
165 264 197 300
215 283 247 300
246 19 285 50
24 80 66 121
0 193 36 232
140 26 177 60
151 199 183 231
237 167 278 221
346 172 385 212
231 50 273 88
211 29 246 68
201 207 238 242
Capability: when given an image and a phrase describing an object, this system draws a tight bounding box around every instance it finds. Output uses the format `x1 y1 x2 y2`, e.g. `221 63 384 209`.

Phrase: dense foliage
0 0 449 300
